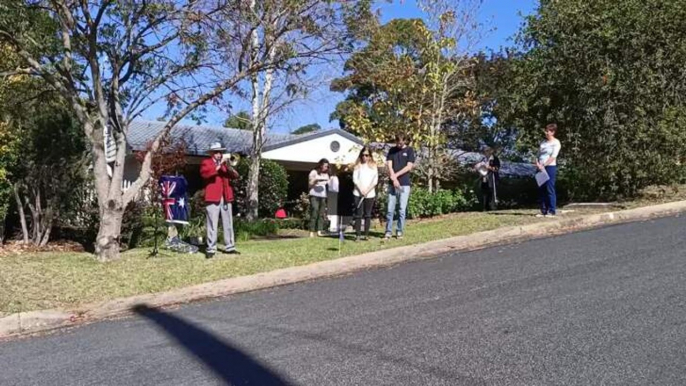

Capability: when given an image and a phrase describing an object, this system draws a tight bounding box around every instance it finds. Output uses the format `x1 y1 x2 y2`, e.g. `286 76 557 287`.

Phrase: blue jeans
385 185 411 235
539 165 557 215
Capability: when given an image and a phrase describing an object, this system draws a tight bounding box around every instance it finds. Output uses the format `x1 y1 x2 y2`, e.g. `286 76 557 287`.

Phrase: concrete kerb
2 200 686 339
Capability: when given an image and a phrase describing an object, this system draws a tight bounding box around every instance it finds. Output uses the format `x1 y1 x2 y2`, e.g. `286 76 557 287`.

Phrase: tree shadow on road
132 304 292 386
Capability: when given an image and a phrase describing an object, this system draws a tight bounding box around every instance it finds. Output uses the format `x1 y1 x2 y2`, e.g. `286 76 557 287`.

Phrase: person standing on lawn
535 123 562 217
308 158 331 237
353 146 379 241
479 146 500 212
200 142 240 258
385 133 415 240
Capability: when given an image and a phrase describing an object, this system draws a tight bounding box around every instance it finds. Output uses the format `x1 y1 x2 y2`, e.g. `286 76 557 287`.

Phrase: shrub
234 158 288 218
234 218 279 242
286 192 311 229
276 217 303 230
376 187 473 219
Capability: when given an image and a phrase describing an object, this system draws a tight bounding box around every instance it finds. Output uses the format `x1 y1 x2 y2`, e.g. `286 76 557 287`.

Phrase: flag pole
338 216 343 257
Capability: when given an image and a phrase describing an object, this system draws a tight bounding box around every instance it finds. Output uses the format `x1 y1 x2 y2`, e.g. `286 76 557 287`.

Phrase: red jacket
200 158 238 203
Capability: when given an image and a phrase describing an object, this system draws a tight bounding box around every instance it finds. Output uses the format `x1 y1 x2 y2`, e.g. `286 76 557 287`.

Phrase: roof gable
262 130 364 165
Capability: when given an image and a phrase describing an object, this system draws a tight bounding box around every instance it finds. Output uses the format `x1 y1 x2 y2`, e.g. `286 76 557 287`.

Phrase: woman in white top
308 158 330 237
352 146 379 241
535 123 562 217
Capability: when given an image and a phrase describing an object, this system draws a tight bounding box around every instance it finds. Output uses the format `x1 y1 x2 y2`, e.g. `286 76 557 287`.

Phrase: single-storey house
118 120 536 218
119 120 365 215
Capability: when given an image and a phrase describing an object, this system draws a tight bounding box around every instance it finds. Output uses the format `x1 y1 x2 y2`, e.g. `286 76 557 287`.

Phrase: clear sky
141 0 538 133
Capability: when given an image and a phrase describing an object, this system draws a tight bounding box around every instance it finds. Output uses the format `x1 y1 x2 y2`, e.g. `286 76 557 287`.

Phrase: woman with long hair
535 123 562 217
308 158 330 237
352 146 379 241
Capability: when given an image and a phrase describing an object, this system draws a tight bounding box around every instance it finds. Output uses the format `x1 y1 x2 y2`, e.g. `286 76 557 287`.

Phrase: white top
539 138 561 166
308 170 329 198
353 163 379 198
328 176 339 193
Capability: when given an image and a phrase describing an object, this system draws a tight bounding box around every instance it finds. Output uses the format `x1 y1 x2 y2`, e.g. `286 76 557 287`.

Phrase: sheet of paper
535 170 550 187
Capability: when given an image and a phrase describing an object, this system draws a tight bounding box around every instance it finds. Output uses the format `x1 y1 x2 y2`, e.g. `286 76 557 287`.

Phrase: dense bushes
493 0 686 199
376 187 477 219
234 158 288 218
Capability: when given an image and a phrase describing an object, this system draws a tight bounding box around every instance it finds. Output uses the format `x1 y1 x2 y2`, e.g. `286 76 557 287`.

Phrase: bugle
222 153 240 167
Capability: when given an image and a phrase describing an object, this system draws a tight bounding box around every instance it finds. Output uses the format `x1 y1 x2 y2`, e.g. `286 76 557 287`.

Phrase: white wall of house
262 133 363 166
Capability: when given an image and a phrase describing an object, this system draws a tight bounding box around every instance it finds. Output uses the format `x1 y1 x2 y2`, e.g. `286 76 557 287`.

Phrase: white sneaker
545 214 557 218
535 214 546 218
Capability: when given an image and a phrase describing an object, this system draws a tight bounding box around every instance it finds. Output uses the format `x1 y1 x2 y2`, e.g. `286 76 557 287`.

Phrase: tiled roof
127 120 297 155
370 143 536 178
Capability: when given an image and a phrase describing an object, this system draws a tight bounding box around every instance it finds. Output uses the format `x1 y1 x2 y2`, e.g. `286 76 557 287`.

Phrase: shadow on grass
487 212 537 217
132 304 292 385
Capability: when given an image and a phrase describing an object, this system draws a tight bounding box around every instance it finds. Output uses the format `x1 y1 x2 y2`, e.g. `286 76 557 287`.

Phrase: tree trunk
246 155 261 221
95 207 124 261
13 185 29 244
0 216 5 245
39 220 52 247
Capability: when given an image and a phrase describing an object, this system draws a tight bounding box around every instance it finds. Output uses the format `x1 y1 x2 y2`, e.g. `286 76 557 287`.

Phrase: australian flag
159 175 190 224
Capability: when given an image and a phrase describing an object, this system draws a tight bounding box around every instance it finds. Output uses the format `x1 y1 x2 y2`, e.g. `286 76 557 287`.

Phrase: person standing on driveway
385 133 415 240
535 123 562 217
200 142 240 258
308 158 331 237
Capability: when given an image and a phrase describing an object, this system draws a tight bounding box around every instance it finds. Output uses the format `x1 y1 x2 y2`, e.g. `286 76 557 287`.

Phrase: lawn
0 208 603 315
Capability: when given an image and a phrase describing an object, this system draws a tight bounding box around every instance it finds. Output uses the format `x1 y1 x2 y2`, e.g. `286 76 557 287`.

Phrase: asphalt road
2 215 686 386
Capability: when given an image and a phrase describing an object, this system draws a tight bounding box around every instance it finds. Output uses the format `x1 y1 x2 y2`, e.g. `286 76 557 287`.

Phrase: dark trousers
481 182 497 211
354 196 375 236
539 165 557 215
309 196 327 232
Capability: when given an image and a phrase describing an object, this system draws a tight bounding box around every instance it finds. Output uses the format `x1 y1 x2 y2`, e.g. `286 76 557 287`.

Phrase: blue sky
141 0 538 133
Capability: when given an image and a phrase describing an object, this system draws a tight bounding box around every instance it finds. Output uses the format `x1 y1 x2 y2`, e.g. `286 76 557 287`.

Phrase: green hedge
376 187 477 219
234 158 288 218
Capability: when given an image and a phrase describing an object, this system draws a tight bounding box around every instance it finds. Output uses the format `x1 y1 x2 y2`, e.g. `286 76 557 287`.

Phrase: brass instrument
222 153 240 167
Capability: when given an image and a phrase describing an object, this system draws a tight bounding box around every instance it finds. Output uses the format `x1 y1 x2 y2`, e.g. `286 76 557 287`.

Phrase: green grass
0 209 601 315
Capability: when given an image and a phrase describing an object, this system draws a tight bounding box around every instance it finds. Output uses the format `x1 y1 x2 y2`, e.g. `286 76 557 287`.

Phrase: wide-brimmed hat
207 142 226 153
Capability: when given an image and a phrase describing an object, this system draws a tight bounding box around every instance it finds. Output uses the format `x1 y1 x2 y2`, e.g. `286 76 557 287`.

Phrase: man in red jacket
200 142 240 258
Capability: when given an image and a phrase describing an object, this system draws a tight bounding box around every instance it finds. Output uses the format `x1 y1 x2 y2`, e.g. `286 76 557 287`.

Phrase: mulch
0 240 86 256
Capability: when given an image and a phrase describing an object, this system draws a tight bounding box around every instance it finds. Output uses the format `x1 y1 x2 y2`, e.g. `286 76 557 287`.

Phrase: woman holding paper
308 158 331 237
536 123 561 217
352 146 378 241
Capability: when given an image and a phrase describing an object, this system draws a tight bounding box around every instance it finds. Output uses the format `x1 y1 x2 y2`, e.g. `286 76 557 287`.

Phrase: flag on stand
159 175 190 224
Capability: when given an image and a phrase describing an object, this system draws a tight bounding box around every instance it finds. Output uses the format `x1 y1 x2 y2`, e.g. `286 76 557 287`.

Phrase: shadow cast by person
132 304 292 386
488 212 536 217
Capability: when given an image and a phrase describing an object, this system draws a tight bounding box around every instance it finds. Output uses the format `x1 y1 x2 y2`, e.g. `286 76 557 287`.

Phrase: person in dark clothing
478 147 500 211
384 133 415 239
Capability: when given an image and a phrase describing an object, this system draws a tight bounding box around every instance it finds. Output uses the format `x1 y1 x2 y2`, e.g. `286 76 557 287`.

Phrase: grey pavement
1 215 686 385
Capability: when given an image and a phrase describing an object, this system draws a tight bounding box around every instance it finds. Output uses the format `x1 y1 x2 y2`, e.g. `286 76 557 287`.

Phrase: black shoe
205 251 215 259
222 249 240 255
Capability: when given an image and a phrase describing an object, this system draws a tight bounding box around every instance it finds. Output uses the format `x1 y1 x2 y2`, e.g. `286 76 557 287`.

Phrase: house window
330 140 340 153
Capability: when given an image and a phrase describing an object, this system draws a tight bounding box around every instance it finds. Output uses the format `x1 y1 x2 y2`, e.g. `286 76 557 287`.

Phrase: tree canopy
224 111 252 131
292 123 321 135
496 0 686 198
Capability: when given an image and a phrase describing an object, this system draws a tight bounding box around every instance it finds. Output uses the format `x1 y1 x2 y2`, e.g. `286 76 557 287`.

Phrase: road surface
2 215 686 385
